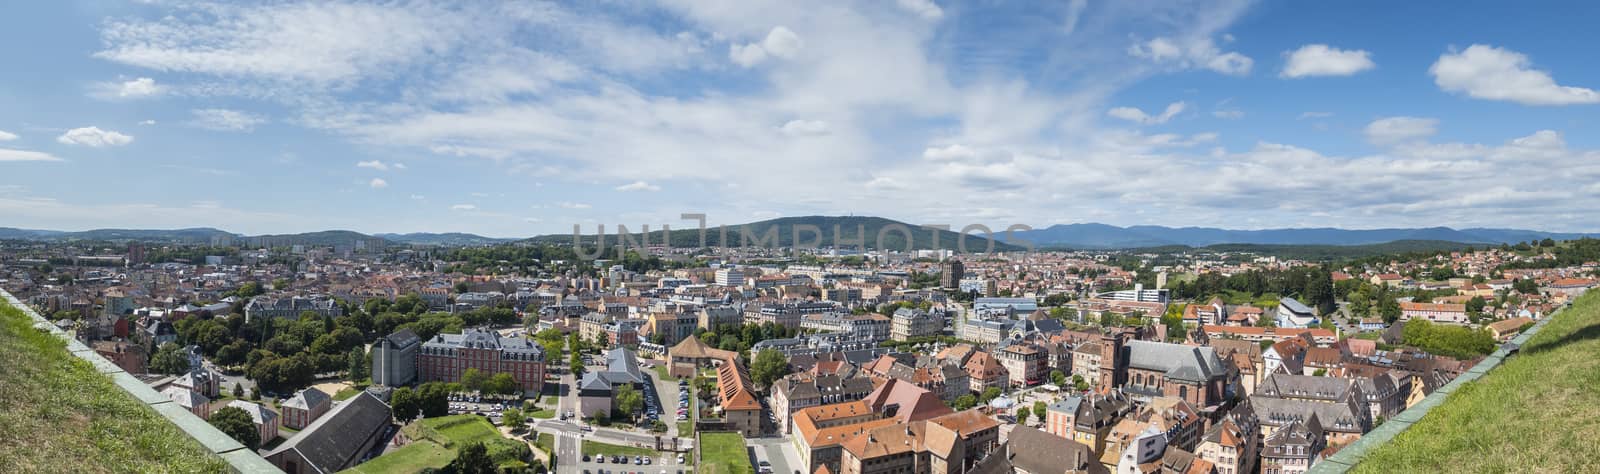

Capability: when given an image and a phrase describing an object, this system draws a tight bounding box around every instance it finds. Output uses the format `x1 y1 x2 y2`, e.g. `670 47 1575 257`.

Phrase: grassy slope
699 432 753 474
582 439 660 458
344 415 502 474
1354 290 1600 473
0 300 227 473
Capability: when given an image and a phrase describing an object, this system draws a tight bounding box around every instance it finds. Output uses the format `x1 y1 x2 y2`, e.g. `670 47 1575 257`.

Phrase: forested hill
531 215 1026 252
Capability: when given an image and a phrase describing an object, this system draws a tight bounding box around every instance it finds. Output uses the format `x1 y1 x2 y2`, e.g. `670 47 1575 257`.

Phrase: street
747 437 804 474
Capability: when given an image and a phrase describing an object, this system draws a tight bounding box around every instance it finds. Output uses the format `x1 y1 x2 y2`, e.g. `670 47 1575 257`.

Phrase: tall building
939 260 964 289
372 329 420 387
417 328 546 393
715 268 745 287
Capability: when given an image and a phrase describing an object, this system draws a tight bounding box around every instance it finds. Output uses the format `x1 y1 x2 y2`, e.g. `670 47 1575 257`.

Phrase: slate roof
226 399 279 425
265 391 393 473
1124 340 1226 383
1004 425 1106 474
282 387 331 411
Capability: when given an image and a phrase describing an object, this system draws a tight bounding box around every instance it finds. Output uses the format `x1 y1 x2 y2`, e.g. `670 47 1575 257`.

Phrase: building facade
417 328 546 393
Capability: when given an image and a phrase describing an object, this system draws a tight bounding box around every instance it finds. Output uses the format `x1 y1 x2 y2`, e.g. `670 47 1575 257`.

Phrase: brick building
417 328 546 393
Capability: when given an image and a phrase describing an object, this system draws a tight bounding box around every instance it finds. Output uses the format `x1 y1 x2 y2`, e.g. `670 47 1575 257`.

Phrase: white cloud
1365 116 1438 145
1212 109 1244 119
1298 111 1333 120
356 160 391 171
0 130 16 141
615 181 660 192
190 109 266 132
1430 44 1599 106
450 204 477 211
559 202 591 209
1280 45 1375 78
779 119 830 137
0 149 63 162
56 127 134 147
729 26 803 67
1130 36 1252 75
1107 101 1187 125
139 120 157 126
368 178 388 189
895 0 944 20
118 77 160 97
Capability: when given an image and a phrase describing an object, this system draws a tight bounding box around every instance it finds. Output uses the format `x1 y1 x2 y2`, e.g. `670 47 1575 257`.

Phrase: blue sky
2 0 1598 237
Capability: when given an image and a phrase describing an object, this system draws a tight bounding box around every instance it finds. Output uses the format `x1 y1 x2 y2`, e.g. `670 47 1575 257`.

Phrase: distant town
3 231 1596 474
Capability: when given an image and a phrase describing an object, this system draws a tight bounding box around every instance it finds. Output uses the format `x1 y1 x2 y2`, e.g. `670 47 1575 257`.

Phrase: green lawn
0 299 228 473
533 432 554 455
344 415 505 473
1354 290 1600 473
528 408 557 419
333 387 362 401
582 439 661 458
699 432 752 474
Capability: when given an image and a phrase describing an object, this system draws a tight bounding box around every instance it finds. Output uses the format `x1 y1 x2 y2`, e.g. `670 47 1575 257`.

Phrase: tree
347 347 368 383
272 277 290 290
593 409 611 426
249 386 261 401
979 387 1002 404
232 382 245 398
502 408 526 429
392 387 419 422
1099 312 1123 328
462 368 487 393
615 385 644 419
1073 375 1089 392
1032 401 1048 423
150 343 191 375
1016 406 1031 423
1050 370 1067 387
488 373 519 396
750 349 791 388
569 352 585 378
442 442 496 474
952 394 977 411
208 406 261 451
417 382 451 418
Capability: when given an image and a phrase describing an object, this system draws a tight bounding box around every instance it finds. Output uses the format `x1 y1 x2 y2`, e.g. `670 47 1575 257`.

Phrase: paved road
651 371 685 439
556 431 582 474
748 437 803 474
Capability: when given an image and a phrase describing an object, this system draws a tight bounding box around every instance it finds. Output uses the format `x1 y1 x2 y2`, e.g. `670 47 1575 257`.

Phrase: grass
344 415 504 473
1354 290 1600 474
0 299 228 473
333 387 362 401
582 439 660 458
528 408 557 419
533 432 554 455
699 432 753 474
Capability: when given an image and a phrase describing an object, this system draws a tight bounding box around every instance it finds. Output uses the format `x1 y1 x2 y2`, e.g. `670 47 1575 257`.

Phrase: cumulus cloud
356 160 394 171
1280 45 1375 78
0 130 16 141
0 149 63 162
1430 44 1599 106
190 108 266 131
895 0 944 20
729 26 803 67
368 178 388 188
1365 116 1438 145
615 180 661 192
1130 36 1252 75
779 119 830 137
56 127 134 147
1107 101 1187 125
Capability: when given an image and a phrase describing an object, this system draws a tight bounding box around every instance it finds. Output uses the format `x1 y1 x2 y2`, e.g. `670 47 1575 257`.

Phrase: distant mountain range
374 232 518 246
528 215 1028 252
1006 223 1600 249
3 218 1595 250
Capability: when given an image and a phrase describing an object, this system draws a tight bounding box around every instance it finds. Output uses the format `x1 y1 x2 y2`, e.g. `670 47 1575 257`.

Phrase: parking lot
570 451 691 474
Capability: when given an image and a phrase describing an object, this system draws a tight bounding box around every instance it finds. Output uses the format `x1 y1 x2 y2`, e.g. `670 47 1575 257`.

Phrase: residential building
890 307 943 341
965 350 1010 393
716 352 764 436
417 328 546 394
577 347 648 418
1259 415 1324 474
991 425 1107 474
1197 401 1260 474
244 295 343 321
224 400 280 444
281 387 332 430
92 340 147 374
997 344 1047 387
715 268 745 287
771 374 875 433
1399 302 1469 325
